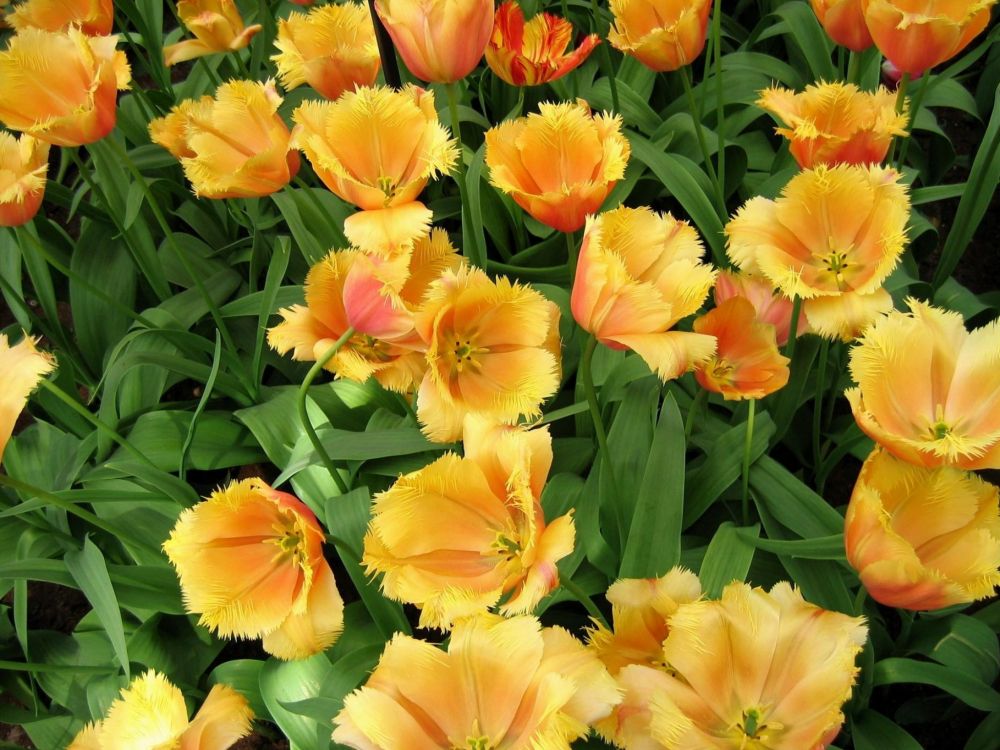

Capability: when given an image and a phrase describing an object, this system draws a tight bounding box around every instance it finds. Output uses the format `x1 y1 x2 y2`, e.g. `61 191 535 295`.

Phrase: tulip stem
740 398 757 527
560 575 608 628
678 66 727 221
684 387 708 441
852 586 867 616
445 81 463 147
711 0 726 216
897 76 927 168
846 52 861 86
784 295 802 360
367 0 402 89
812 337 830 478
591 0 620 113
888 72 911 164
297 327 356 495
565 231 578 282
581 335 619 498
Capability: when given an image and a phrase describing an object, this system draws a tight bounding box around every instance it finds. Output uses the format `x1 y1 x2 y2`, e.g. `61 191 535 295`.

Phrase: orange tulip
0 28 130 147
757 82 908 168
714 270 808 347
292 85 458 253
0 134 49 227
6 0 113 35
726 163 909 341
608 0 713 72
67 671 253 750
272 2 380 100
149 80 299 199
846 299 1000 470
571 206 717 381
0 333 55 462
861 0 996 76
485 1 600 86
413 266 562 442
163 478 344 660
810 0 873 51
373 0 494 83
164 0 262 67
845 448 1000 611
333 614 620 749
363 417 575 628
694 297 790 400
486 100 629 233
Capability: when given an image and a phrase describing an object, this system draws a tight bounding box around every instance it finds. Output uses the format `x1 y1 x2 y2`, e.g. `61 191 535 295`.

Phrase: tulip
485 1 600 86
694 297 790 400
413 266 562 442
0 28 130 147
810 0 873 51
757 82 908 168
846 299 1000 470
845 448 1000 610
67 671 253 750
608 0 713 72
163 478 344 660
272 3 380 101
149 80 300 199
164 0 262 67
6 0 113 35
714 270 808 347
0 134 49 228
0 333 55 462
726 163 909 341
486 100 630 233
571 206 717 381
333 614 620 749
861 0 996 77
292 85 458 253
373 0 494 83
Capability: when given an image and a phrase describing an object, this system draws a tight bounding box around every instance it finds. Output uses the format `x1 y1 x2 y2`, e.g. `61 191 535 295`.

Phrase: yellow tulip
810 0 873 51
0 133 49 228
0 333 54 462
163 0 262 66
609 0 713 72
6 0 113 35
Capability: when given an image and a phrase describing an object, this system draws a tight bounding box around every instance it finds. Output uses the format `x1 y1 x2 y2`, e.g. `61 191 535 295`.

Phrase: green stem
897 75 927 168
684 387 708 440
711 0 726 213
580 335 619 496
566 231 578 283
853 586 868 616
847 51 861 85
292 176 344 259
679 66 727 221
297 328 356 494
445 81 463 150
740 398 757 526
784 295 802 361
394 391 419 426
198 57 224 89
560 575 608 628
888 72 911 164
812 337 829 477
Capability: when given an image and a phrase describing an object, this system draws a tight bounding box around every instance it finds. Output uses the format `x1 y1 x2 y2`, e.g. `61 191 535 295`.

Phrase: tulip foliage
1 0 999 749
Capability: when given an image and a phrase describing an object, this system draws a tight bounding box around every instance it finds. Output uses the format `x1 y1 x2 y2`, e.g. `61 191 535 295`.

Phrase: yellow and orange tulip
0 134 49 228
163 478 344 660
572 206 717 381
0 333 55 462
272 2 380 101
810 0 873 51
714 270 808 347
845 448 1000 610
6 0 113 35
757 82 908 168
0 28 130 147
363 417 574 628
373 0 494 83
846 299 1000 470
694 296 790 400
726 163 909 340
608 0 713 72
164 0 262 67
67 671 253 750
333 614 620 749
413 267 562 442
485 1 600 86
486 100 630 233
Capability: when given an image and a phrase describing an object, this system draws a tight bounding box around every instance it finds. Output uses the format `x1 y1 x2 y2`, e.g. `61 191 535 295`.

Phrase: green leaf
852 710 923 750
64 539 129 678
740 532 847 561
908 614 1000 685
259 653 333 750
873 657 1000 711
766 2 837 81
209 660 269 721
699 523 759 598
750 456 844 538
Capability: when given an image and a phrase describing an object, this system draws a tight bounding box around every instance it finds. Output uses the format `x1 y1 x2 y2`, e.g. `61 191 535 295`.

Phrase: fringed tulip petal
609 0 713 71
165 0 261 66
181 684 255 750
67 723 103 750
0 333 55 461
99 672 190 750
810 0 873 50
0 133 49 227
342 203 434 256
261 561 345 660
803 287 893 341
714 270 808 347
7 0 112 35
594 664 678 750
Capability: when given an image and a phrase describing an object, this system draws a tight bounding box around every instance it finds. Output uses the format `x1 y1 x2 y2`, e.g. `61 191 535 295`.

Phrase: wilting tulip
164 0 262 66
846 299 1000 470
726 164 909 341
862 0 996 76
810 0 873 51
414 266 561 442
163 478 344 660
364 418 574 628
608 0 713 72
0 28 130 147
485 1 600 86
0 134 49 227
694 297 790 400
333 614 620 749
757 82 908 168
272 3 380 100
486 101 629 233
845 448 1000 610
149 80 299 199
714 270 808 347
6 0 113 35
599 582 867 749
0 333 54 462
588 567 702 674
373 0 494 83
268 229 460 394
293 85 458 253
67 671 253 750
572 206 717 381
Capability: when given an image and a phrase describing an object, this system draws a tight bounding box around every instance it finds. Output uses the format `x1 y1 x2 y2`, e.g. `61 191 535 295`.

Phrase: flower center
709 358 735 386
447 336 489 374
821 249 852 291
732 706 784 748
270 508 308 564
929 403 952 440
351 333 393 362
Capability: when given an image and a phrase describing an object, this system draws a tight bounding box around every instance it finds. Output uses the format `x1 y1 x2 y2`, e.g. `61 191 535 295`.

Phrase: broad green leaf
699 523 759 597
259 653 334 750
65 538 130 678
873 657 1000 712
209 660 270 720
852 710 922 750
